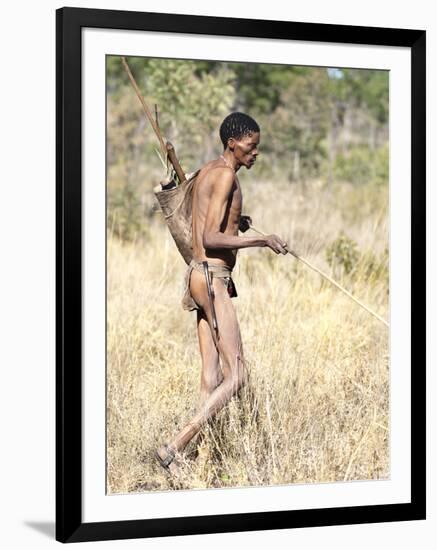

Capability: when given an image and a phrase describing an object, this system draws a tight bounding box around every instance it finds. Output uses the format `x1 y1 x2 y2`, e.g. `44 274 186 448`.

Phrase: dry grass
106 178 389 494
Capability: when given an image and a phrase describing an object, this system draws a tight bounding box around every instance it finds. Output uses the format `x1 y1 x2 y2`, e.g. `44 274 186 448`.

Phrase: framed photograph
56 6 426 543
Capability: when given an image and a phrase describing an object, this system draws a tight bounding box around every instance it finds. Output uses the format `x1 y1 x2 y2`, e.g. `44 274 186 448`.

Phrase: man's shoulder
207 161 235 184
209 165 234 182
197 160 234 190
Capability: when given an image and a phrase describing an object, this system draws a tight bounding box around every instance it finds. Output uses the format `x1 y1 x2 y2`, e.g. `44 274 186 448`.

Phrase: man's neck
220 151 240 173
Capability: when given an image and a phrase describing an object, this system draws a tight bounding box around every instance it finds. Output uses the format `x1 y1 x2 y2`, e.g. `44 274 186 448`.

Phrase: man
156 112 288 475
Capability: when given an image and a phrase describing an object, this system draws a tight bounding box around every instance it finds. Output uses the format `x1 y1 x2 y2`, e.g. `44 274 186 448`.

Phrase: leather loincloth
182 259 238 311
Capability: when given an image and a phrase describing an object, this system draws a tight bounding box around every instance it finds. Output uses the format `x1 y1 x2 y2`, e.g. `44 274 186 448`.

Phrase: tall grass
107 179 389 493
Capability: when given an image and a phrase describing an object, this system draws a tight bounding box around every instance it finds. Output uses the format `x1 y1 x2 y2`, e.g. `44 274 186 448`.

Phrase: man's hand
239 215 252 233
263 234 289 255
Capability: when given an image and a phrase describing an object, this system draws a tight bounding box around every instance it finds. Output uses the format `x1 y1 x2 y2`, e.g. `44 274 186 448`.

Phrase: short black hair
219 112 260 150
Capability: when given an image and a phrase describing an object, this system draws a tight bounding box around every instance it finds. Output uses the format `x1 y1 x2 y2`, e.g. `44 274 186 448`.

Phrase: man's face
228 131 260 169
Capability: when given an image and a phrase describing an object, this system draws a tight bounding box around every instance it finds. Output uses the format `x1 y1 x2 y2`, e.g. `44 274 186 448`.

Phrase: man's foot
155 444 181 476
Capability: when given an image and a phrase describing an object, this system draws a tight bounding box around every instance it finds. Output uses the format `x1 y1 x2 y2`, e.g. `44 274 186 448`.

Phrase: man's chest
228 178 243 213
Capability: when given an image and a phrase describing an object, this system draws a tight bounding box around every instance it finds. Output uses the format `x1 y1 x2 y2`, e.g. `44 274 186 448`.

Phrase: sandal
155 444 180 473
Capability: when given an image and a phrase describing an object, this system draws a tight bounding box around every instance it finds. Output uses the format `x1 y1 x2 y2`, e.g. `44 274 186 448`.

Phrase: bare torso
192 158 242 269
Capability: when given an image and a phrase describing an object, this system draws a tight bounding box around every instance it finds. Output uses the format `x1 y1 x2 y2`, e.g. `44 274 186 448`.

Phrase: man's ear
227 137 236 151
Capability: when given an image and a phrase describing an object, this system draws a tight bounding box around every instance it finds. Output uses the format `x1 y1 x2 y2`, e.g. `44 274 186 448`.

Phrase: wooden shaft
120 57 167 159
166 142 187 184
250 225 389 328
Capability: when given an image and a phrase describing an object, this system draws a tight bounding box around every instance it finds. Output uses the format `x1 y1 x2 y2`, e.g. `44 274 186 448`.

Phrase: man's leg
167 269 248 454
186 309 224 452
197 308 224 408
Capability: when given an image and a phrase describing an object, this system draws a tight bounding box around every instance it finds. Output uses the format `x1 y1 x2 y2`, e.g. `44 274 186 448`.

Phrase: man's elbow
203 231 217 250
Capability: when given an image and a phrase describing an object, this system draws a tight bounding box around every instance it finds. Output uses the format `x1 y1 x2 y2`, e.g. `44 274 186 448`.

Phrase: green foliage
342 69 389 124
108 183 150 242
326 234 388 288
333 144 388 186
142 58 237 167
373 143 389 186
326 233 360 275
232 63 310 114
260 68 331 180
107 56 154 98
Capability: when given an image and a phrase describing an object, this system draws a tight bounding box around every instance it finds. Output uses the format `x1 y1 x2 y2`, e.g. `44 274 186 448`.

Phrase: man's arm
202 168 288 254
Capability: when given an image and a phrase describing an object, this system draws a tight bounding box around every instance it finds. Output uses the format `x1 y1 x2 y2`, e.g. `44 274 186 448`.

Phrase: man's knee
228 373 247 397
201 369 223 393
225 355 248 394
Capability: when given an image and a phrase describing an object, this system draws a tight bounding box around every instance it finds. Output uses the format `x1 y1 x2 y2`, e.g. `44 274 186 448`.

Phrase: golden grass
106 179 389 493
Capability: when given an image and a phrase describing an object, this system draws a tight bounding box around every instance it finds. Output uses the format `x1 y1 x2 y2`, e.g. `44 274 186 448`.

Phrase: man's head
219 112 260 169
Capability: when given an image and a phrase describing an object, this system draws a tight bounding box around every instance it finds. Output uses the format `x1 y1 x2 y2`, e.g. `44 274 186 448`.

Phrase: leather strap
203 261 219 339
162 446 175 467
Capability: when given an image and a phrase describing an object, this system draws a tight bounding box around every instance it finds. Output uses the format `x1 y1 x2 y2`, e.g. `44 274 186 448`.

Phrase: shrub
334 144 388 186
326 233 359 276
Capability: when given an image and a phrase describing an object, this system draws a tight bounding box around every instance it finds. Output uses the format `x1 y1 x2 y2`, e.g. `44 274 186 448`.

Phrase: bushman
156 112 288 474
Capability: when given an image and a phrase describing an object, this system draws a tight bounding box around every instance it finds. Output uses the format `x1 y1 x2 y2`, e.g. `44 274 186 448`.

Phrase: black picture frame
56 6 426 543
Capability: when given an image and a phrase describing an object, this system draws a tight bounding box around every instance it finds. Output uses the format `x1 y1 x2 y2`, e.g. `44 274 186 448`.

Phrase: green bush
326 234 388 288
108 184 151 242
334 144 388 186
326 233 359 276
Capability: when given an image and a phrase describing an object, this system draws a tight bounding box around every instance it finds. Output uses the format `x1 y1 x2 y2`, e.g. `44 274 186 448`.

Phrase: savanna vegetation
106 56 389 493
